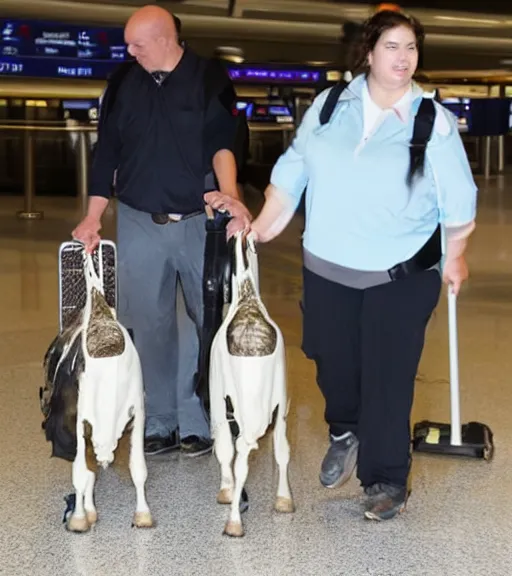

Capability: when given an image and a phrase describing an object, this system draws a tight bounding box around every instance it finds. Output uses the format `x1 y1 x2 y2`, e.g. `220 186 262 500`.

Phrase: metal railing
0 123 96 220
0 121 507 221
0 122 296 213
484 135 506 179
460 133 506 179
247 123 295 164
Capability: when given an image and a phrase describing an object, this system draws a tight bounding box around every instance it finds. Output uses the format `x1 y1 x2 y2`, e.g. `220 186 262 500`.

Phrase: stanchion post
484 135 491 179
17 130 43 219
498 134 505 173
77 130 89 216
282 129 288 151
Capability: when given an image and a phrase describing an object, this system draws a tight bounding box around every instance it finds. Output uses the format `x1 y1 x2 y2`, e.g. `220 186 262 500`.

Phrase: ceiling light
434 16 502 25
214 46 244 64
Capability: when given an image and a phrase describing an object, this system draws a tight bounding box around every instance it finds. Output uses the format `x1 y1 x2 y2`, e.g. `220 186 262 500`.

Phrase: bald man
73 6 250 457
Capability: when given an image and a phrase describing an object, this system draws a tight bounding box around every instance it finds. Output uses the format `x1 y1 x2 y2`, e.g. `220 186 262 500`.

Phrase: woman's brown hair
351 10 425 74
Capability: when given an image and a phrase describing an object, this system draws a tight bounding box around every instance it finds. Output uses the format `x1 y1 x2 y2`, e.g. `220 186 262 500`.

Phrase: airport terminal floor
1 176 512 576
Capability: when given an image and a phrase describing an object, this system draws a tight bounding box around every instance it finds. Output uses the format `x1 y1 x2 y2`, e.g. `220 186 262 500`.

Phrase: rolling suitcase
196 209 233 412
412 289 494 460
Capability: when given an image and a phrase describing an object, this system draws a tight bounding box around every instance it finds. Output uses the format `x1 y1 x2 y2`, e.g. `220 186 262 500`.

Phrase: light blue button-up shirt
270 74 478 271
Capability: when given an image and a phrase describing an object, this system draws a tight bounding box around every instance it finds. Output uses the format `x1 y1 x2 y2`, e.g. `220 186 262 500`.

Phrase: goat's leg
227 402 249 513
273 402 294 513
214 418 235 505
67 421 91 533
129 405 153 528
224 437 252 538
209 347 235 505
83 469 97 525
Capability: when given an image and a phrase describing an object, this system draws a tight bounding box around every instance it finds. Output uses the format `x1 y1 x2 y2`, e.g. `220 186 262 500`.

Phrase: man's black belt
151 210 204 225
388 225 441 281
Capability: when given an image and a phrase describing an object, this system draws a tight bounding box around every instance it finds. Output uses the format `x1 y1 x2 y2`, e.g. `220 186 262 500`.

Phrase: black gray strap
319 81 348 125
407 97 436 186
319 82 436 187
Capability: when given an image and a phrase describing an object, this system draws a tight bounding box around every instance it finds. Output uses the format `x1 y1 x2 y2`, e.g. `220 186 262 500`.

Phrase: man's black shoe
180 435 213 457
144 430 180 456
364 483 409 521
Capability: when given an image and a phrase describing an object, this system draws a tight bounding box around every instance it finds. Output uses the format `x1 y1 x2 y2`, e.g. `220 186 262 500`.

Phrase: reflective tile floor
1 178 512 576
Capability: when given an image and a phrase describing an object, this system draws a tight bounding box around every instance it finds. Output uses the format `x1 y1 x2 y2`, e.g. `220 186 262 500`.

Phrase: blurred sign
0 17 327 85
0 18 128 79
228 67 321 84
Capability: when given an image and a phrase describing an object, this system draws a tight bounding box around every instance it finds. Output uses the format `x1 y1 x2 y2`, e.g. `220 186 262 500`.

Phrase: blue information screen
1 18 325 85
0 18 129 79
228 67 321 84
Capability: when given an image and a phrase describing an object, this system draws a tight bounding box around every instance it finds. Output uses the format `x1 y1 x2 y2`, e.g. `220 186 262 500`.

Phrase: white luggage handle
448 288 462 446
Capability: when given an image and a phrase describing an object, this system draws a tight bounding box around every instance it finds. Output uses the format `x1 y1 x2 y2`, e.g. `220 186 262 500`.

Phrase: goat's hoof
66 515 90 533
86 510 98 526
217 488 233 505
275 497 295 514
223 520 244 538
132 511 154 528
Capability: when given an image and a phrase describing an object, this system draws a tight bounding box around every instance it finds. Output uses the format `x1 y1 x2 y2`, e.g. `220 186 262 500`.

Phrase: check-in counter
238 100 296 165
444 97 510 178
248 123 295 166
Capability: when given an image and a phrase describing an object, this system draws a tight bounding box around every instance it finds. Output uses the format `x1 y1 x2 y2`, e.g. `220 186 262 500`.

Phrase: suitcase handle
448 288 462 446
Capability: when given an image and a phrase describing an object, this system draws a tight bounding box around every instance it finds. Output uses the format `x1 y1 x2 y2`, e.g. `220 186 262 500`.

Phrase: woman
205 10 477 521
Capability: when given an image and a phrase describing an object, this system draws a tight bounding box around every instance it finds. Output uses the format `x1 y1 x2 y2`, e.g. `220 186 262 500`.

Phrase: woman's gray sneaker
319 431 359 488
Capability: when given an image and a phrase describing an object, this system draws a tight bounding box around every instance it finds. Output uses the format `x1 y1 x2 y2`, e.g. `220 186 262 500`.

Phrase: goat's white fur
67 254 153 532
209 233 294 537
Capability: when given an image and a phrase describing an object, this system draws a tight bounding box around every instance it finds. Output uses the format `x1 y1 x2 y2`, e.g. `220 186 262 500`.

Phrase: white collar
362 81 413 123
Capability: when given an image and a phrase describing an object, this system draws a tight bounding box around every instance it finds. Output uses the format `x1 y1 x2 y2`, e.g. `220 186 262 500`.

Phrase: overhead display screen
228 67 321 84
0 18 325 85
0 18 129 79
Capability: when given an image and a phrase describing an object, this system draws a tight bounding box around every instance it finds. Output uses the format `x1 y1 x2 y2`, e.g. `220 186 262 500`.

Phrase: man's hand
443 255 468 296
72 215 102 254
204 191 252 239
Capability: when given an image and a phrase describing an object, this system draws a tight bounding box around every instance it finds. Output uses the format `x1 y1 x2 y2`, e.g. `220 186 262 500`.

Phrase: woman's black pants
302 266 441 488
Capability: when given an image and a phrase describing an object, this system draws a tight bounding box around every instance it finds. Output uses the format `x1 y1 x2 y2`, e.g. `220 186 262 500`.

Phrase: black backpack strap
203 58 219 107
98 61 136 131
319 80 348 125
233 111 250 171
203 58 236 112
407 97 435 186
202 58 241 187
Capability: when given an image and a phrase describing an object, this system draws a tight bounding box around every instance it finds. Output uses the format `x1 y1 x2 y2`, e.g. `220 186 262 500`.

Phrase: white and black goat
41 252 152 532
209 232 294 537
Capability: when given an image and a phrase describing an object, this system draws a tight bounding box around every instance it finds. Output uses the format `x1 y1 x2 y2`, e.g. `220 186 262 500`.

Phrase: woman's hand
442 255 468 296
204 191 253 239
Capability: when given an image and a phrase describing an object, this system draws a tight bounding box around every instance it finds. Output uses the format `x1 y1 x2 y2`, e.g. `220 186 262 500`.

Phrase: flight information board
228 67 321 84
0 17 326 85
0 18 128 79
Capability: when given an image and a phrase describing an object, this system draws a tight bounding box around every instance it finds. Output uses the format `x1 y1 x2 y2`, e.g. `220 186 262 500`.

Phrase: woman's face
367 25 418 90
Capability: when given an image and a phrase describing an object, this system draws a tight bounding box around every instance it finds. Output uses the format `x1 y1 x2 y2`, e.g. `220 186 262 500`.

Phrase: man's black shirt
90 49 237 214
